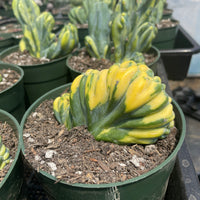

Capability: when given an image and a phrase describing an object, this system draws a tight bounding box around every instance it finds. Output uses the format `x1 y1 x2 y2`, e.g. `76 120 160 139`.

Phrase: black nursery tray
160 25 200 80
157 62 200 200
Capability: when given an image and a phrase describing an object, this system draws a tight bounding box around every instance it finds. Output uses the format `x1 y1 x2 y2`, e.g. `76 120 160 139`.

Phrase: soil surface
157 19 178 29
23 99 178 185
68 49 114 72
0 23 22 34
0 121 18 182
68 48 157 73
2 50 51 66
0 68 21 92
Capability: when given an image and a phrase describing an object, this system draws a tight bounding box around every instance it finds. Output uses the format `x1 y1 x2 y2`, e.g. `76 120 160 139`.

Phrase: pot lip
148 45 160 68
20 84 186 189
0 45 69 68
0 109 21 188
0 62 24 95
157 19 179 31
66 46 160 74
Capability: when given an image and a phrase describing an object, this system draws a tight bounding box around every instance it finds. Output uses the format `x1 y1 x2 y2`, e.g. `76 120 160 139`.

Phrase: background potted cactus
68 0 117 46
0 109 23 200
0 61 25 122
20 60 185 199
0 0 79 106
67 0 164 80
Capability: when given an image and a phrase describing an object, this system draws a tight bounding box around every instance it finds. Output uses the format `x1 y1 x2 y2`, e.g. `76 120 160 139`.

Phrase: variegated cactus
12 0 79 59
84 0 158 63
53 60 175 145
84 2 111 59
0 136 10 170
149 0 165 24
68 0 117 25
69 0 83 7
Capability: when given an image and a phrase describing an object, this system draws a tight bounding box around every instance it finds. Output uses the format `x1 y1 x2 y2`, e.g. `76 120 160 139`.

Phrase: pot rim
66 45 160 74
0 109 21 188
20 84 186 189
0 45 69 68
0 62 24 95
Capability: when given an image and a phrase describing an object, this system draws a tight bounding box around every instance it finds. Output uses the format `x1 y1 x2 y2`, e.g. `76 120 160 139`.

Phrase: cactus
149 0 165 24
12 0 79 59
69 0 83 7
68 0 117 25
83 0 159 63
0 136 10 170
68 6 88 25
111 0 158 63
0 74 2 82
84 2 111 59
53 60 175 145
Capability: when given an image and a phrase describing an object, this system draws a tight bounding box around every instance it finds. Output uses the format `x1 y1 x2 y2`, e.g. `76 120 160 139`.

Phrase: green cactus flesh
85 2 111 59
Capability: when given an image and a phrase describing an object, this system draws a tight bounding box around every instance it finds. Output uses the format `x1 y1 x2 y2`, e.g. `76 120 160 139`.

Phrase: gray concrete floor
169 78 200 175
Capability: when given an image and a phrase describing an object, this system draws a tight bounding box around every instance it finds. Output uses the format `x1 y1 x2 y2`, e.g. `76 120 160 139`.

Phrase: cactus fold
12 0 79 59
0 136 10 170
53 60 175 145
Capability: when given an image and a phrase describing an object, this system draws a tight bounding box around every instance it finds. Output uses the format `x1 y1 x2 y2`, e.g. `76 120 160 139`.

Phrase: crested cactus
0 136 10 170
12 0 79 59
53 60 175 145
84 2 111 59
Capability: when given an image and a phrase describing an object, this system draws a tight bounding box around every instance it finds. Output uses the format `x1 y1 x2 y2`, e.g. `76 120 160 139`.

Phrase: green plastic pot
66 46 160 80
162 9 173 19
0 8 14 18
0 34 15 53
153 20 179 50
0 45 72 106
0 109 23 200
0 20 22 52
0 62 25 122
20 84 186 200
78 26 88 47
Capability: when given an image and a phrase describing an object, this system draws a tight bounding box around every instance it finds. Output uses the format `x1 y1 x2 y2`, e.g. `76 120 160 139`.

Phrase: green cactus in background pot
84 1 158 64
12 0 79 59
84 2 111 59
68 0 117 25
53 60 175 145
0 136 10 170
